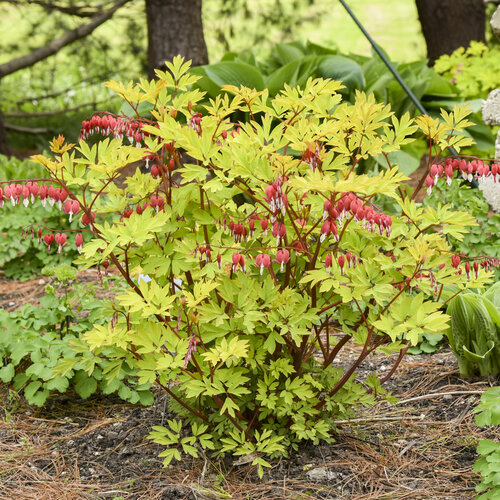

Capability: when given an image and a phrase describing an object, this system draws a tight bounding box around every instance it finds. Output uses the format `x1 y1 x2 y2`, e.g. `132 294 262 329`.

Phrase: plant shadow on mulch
0 349 498 500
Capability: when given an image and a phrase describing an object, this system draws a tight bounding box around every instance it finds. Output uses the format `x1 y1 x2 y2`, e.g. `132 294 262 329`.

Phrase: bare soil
0 275 499 500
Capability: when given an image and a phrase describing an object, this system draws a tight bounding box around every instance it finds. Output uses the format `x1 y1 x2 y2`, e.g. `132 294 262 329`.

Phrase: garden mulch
0 274 499 499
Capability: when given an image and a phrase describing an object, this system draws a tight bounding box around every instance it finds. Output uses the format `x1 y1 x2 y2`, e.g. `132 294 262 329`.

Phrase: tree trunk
0 108 10 156
145 0 208 78
416 0 486 65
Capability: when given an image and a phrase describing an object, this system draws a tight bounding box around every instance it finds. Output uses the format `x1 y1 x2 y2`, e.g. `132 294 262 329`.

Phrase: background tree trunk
416 0 486 65
145 0 208 78
0 109 11 156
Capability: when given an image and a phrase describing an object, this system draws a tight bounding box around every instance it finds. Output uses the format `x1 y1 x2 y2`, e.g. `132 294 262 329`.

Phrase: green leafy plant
0 264 153 406
191 40 458 114
407 332 444 355
446 282 500 377
23 57 496 475
473 387 500 500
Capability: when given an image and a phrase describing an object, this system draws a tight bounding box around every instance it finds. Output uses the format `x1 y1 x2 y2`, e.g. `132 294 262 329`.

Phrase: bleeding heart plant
17 57 497 476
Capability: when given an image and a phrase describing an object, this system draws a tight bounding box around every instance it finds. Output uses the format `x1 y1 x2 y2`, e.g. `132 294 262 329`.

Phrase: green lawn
203 0 426 63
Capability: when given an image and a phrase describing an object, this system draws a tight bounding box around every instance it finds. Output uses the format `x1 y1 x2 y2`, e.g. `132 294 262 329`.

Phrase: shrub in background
187 41 495 176
435 42 500 100
426 180 500 282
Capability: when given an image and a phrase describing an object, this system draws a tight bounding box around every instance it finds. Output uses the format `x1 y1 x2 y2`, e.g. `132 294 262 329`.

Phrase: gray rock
478 176 500 213
306 467 337 482
482 89 500 126
491 6 500 40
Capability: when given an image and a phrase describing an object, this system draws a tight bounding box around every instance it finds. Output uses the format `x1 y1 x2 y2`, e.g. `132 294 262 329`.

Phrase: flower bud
81 211 95 228
260 218 268 235
75 233 84 253
43 233 55 251
324 253 332 270
338 255 345 275
151 164 161 178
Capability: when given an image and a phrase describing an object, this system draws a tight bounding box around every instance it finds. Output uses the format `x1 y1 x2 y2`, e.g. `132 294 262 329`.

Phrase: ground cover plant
9 56 495 477
0 264 153 407
0 346 491 499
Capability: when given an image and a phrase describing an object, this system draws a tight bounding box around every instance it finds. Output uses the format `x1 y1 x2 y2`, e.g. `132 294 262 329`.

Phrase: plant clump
25 57 496 475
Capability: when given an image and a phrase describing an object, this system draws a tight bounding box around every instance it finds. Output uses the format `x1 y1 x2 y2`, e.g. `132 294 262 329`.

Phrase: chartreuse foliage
446 282 500 377
435 42 500 100
473 387 500 500
31 57 492 476
0 265 153 406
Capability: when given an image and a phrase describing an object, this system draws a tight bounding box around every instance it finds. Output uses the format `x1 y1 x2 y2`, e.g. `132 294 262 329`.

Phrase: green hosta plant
473 387 500 500
446 282 500 377
27 57 494 475
0 264 153 406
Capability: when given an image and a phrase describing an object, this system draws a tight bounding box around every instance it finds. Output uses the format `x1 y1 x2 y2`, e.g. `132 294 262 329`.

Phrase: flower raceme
80 114 148 147
75 233 84 253
264 175 288 219
3 170 498 284
322 193 392 237
426 158 500 194
1 182 68 209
